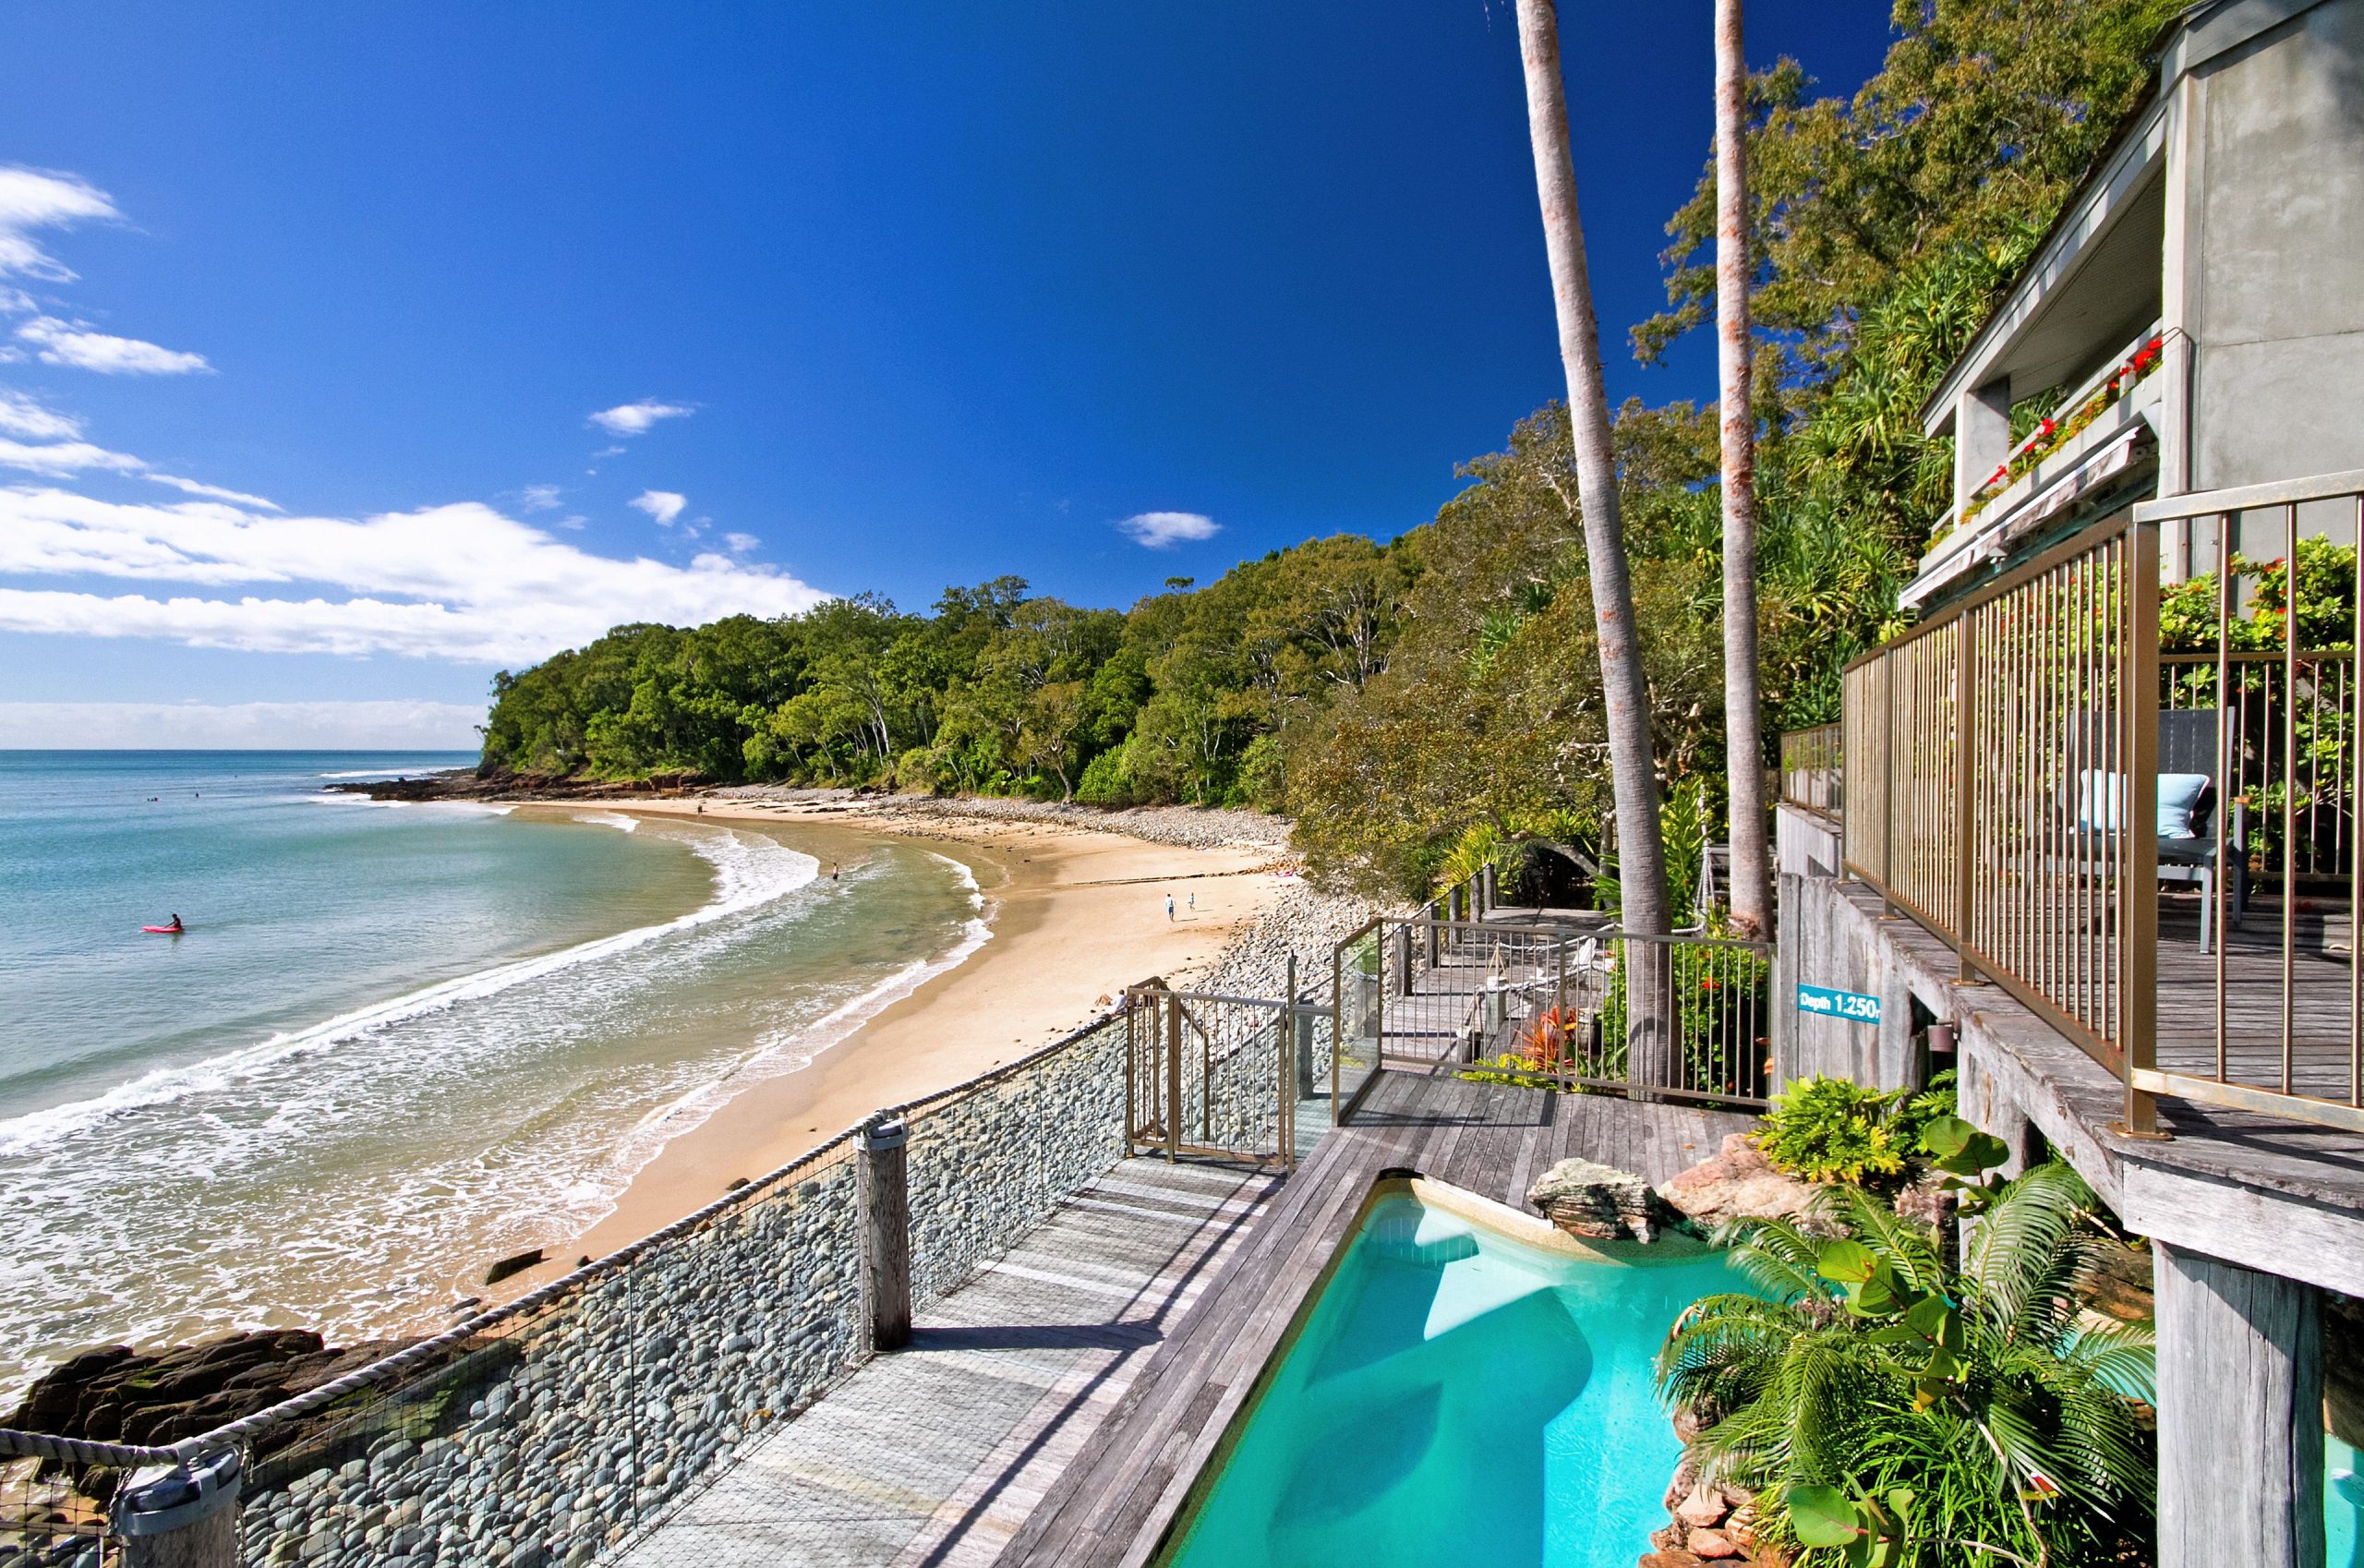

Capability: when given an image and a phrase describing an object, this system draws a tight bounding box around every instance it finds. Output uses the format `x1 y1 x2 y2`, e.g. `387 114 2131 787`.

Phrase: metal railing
1123 971 1332 1170
1779 722 1843 822
2 1004 1148 1567
1328 916 1770 1112
1842 468 2364 1136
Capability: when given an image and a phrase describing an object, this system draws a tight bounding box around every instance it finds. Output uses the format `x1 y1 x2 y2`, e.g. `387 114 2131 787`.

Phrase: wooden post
2155 1243 2323 1568
858 1117 912 1352
115 1451 242 1568
1423 902 1440 966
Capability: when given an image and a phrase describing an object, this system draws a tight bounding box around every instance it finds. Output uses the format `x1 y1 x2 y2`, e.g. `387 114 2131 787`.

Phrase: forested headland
479 0 2176 900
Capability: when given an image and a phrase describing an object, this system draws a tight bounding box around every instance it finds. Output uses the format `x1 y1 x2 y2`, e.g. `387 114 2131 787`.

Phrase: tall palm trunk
1716 0 1773 939
1513 0 1676 1089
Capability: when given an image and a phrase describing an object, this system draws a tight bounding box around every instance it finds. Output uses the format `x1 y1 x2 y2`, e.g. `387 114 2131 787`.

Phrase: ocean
0 752 989 1403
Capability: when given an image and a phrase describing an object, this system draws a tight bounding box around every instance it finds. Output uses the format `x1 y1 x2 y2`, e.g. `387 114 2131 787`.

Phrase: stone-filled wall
907 1017 1129 1311
235 1011 1149 1568
236 1155 861 1568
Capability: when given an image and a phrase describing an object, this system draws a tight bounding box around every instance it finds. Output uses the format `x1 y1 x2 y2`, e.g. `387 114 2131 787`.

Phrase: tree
1715 0 1772 938
1514 0 1676 1091
1658 1163 2155 1565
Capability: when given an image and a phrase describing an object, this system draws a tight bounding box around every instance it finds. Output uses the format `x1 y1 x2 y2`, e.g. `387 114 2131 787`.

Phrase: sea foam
0 825 814 1158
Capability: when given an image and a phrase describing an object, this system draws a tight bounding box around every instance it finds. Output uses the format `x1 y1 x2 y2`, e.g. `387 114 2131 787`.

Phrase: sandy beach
525 797 1291 1281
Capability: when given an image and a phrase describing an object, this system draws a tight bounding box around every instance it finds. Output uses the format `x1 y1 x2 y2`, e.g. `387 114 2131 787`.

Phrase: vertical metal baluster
2216 516 2232 1080
2352 496 2363 1106
2285 502 2299 1093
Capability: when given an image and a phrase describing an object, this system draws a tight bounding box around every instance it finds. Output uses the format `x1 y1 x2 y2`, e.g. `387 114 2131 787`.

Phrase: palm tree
1714 0 1772 939
1658 1164 2156 1566
1510 0 1678 1080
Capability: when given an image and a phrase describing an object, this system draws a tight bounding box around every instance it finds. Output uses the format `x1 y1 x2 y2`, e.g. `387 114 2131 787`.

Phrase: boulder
1660 1133 1832 1236
4 1328 419 1451
1527 1158 1687 1243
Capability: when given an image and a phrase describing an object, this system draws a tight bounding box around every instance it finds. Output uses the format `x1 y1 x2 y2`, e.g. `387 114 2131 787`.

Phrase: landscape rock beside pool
1640 1452 1781 1566
1658 1132 1833 1236
1526 1158 1689 1243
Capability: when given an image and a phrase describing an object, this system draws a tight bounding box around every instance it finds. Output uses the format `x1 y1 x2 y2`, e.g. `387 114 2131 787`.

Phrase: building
1778 3 2364 1562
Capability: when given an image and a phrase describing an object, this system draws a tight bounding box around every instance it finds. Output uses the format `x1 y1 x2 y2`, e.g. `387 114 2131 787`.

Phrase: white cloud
0 436 144 476
0 699 484 750
588 400 693 438
0 488 826 663
519 483 561 512
722 532 760 554
0 389 81 440
0 167 119 282
0 433 279 510
628 488 687 526
1116 510 1221 549
146 474 281 510
18 315 210 375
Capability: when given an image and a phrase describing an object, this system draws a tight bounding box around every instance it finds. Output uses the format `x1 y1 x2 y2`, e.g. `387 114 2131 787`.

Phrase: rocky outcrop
5 1330 427 1453
1643 1453 1783 1565
1658 1133 1832 1236
1527 1158 1689 1243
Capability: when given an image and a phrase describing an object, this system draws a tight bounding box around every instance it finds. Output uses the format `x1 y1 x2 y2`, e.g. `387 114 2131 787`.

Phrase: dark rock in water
484 1247 545 1286
5 1328 420 1453
1526 1157 1688 1243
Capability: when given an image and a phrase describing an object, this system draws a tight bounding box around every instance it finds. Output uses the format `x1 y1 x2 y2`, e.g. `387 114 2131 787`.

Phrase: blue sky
0 1 1889 747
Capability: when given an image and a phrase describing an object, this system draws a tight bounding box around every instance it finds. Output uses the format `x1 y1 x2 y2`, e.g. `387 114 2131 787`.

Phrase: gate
1331 916 1772 1116
1125 980 1324 1168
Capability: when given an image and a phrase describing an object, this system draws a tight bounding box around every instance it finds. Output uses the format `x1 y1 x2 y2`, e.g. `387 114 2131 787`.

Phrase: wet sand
537 798 1287 1274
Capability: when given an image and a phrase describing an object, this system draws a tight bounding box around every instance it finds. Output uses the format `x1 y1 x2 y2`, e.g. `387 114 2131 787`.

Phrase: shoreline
496 795 1294 1297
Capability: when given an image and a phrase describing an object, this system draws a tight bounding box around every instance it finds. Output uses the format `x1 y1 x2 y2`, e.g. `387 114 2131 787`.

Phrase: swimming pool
1158 1177 1739 1568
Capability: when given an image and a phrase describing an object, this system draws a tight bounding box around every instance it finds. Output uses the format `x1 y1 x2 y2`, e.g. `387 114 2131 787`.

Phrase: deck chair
2070 708 2247 953
2155 708 2247 953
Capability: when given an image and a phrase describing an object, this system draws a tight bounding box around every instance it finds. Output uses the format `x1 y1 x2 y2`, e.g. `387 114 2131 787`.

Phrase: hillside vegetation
480 0 2177 899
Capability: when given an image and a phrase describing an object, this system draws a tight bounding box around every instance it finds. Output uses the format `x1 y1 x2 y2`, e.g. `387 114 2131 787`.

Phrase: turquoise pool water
1164 1184 1739 1568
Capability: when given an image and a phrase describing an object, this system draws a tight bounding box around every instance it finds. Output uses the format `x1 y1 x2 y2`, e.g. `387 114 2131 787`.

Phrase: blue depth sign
1797 983 1881 1025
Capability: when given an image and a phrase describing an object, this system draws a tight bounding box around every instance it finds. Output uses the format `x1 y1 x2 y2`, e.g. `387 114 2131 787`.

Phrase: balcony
1799 468 2364 1139
1906 323 2169 611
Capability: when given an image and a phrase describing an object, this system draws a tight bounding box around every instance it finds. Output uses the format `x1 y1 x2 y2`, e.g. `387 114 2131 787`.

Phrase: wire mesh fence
3 1006 1152 1568
1329 916 1770 1113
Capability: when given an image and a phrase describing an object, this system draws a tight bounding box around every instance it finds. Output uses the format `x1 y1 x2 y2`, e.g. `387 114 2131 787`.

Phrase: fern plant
1658 1163 2156 1567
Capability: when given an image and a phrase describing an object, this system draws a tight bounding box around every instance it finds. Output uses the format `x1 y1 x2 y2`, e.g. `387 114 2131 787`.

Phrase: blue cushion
2158 772 2210 838
2077 770 2126 833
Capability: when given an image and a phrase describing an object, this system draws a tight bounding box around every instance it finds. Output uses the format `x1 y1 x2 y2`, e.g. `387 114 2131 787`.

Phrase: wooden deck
1852 879 2364 1219
619 1160 1285 1568
997 1071 1755 1568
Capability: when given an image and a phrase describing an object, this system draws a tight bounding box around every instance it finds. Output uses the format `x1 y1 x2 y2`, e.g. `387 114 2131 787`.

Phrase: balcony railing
1841 468 2364 1137
1779 722 1843 822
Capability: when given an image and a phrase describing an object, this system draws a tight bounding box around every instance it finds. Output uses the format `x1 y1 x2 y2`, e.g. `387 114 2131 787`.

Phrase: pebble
176 814 1377 1568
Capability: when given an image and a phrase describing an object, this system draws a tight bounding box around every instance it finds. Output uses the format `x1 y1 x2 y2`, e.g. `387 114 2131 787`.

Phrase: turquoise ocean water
0 752 988 1402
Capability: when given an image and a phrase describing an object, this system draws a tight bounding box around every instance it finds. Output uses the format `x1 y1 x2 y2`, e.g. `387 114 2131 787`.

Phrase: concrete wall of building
1773 873 1926 1092
2186 0 2364 489
1774 802 1841 881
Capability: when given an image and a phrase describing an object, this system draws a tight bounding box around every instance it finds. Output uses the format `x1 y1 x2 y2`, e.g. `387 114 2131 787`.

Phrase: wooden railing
1843 470 2364 1137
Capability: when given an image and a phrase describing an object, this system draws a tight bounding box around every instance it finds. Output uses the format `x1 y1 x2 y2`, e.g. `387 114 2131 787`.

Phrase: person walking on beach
1164 894 1175 922
1188 890 1196 911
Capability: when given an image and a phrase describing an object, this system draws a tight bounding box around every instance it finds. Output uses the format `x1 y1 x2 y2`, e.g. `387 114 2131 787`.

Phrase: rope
3 1003 1140 1463
0 1428 188 1467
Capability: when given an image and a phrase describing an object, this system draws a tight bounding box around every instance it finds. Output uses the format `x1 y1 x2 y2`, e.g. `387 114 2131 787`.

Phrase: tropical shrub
1658 1161 2156 1566
1756 1075 1912 1184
